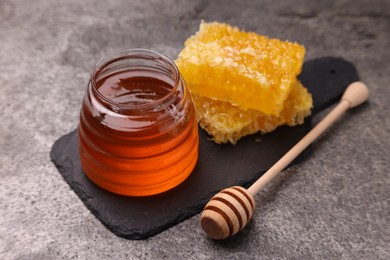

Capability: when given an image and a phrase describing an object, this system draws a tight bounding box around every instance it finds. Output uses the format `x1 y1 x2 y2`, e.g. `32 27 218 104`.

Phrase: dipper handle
200 82 369 240
248 81 369 195
341 81 369 108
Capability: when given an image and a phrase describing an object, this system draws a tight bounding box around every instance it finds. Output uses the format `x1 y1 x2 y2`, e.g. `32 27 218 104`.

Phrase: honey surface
79 71 198 196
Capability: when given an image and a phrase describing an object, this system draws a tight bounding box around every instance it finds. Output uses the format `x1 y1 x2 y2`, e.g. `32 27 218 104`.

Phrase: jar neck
89 49 182 113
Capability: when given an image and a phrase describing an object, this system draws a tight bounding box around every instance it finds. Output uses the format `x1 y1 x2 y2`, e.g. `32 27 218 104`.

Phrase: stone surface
0 0 389 259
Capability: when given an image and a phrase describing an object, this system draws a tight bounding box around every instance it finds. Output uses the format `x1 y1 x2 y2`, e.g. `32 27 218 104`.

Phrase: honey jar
78 49 199 196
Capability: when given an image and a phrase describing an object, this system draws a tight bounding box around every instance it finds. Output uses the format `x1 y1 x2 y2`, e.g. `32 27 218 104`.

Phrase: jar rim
90 48 181 110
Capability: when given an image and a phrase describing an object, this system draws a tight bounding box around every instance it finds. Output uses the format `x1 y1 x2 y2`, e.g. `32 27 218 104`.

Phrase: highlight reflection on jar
78 49 199 196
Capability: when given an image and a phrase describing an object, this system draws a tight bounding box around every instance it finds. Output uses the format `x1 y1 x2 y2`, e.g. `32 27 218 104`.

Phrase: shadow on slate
50 57 359 240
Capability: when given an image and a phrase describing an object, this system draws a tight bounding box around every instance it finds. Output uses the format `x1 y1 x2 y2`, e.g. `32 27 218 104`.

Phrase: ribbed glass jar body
78 49 199 196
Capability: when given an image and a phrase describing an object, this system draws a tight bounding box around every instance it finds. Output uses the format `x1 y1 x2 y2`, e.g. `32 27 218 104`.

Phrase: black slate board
50 57 359 240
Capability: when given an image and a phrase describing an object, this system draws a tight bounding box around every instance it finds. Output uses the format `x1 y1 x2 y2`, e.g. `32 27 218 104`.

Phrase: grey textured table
1 0 389 259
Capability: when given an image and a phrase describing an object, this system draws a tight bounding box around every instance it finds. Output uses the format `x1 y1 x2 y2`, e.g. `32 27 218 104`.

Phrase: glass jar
78 49 199 196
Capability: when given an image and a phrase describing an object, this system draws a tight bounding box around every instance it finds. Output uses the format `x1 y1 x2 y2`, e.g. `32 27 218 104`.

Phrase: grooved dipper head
200 186 255 240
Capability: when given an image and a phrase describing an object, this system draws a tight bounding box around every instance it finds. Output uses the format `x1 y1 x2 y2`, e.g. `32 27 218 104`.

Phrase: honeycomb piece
176 21 306 115
192 80 312 144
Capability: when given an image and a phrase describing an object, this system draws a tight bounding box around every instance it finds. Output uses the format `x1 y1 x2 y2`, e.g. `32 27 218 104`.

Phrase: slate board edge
50 131 259 239
50 128 312 240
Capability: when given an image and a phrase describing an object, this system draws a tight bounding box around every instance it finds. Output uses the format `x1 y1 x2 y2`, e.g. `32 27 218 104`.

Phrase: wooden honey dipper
200 82 369 240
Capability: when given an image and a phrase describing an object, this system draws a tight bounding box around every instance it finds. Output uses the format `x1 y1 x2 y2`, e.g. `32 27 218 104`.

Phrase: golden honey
79 49 199 196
